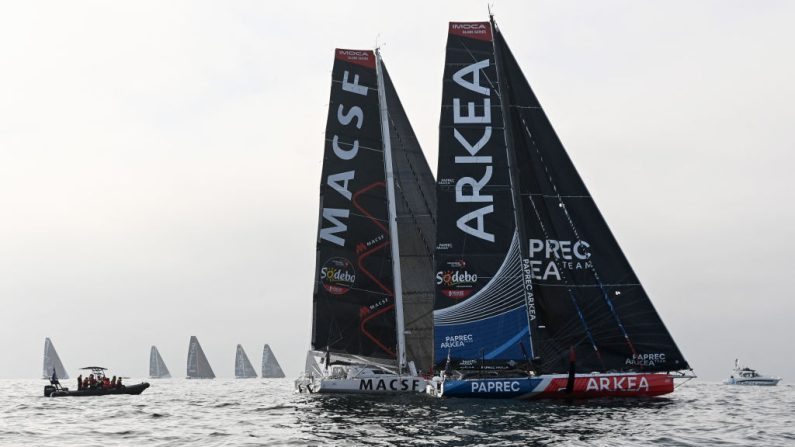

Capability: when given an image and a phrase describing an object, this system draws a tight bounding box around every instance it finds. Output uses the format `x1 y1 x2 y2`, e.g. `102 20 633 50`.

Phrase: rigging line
526 190 603 365
517 113 637 357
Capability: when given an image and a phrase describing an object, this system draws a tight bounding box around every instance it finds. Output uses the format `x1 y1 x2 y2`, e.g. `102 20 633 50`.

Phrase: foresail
43 337 69 379
494 26 689 373
433 22 533 370
235 345 257 378
381 64 437 374
311 49 397 361
261 344 285 378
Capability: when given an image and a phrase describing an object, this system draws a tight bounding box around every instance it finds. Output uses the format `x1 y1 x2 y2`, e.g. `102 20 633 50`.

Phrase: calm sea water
1 378 793 446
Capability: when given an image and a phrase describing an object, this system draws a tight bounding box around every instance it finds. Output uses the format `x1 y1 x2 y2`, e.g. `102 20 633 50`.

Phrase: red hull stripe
537 373 673 398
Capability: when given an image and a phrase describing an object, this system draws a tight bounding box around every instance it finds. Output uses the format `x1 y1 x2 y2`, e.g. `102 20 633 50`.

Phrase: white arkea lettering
319 208 349 246
457 205 495 242
453 98 491 124
327 171 355 200
451 58 495 243
585 375 652 392
455 166 493 203
452 59 490 96
341 70 368 96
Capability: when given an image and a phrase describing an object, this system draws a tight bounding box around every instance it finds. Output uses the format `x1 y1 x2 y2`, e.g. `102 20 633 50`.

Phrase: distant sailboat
235 345 257 379
42 337 69 380
261 344 285 378
149 346 171 379
186 336 215 379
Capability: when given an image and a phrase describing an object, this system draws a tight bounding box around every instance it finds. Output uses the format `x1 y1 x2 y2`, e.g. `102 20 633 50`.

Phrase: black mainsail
235 344 257 378
261 344 285 378
42 337 69 379
433 19 689 375
434 22 533 370
149 345 171 378
186 336 215 379
310 49 436 373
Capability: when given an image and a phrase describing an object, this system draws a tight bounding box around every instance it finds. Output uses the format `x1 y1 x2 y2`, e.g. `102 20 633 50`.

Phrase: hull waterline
429 373 675 399
296 375 427 394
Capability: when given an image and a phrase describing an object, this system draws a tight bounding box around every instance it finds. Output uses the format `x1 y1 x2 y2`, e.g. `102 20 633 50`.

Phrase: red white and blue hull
429 372 674 399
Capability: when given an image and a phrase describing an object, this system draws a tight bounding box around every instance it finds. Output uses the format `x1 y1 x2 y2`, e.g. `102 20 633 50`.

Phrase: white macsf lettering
332 136 359 160
337 104 363 129
341 70 368 96
319 208 349 246
327 171 355 200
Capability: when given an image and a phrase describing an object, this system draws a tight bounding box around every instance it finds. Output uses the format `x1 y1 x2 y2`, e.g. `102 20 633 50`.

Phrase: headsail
235 344 257 378
381 64 437 374
311 49 397 363
261 344 285 378
149 346 171 378
42 337 69 379
433 22 533 370
492 23 689 374
186 336 215 379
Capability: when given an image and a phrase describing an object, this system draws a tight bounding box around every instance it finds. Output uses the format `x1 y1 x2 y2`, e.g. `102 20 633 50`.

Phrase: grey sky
1 1 793 381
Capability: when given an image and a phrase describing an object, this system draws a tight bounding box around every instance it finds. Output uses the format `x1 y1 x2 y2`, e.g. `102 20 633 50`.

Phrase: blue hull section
442 377 543 399
434 307 532 365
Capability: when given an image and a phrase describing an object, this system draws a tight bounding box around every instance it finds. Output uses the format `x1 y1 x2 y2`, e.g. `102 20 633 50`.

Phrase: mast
375 48 407 373
489 15 536 363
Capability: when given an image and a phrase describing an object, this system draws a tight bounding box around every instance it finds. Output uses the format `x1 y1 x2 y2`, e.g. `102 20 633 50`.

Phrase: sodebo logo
435 270 478 286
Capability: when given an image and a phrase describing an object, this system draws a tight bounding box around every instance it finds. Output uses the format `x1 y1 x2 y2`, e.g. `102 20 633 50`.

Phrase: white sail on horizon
42 337 69 380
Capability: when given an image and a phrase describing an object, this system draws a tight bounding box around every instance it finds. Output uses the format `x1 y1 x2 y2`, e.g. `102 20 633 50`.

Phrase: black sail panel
494 27 689 373
311 49 396 361
381 64 437 373
434 22 533 370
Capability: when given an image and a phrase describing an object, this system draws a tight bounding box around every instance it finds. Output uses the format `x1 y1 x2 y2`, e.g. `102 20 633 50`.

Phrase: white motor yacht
724 359 781 386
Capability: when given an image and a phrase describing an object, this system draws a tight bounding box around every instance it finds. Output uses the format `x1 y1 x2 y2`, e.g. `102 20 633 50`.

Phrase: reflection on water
0 379 792 446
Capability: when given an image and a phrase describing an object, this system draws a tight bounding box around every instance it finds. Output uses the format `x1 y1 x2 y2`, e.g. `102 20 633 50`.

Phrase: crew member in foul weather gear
116 377 123 388
77 375 82 390
111 376 116 387
89 374 96 389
